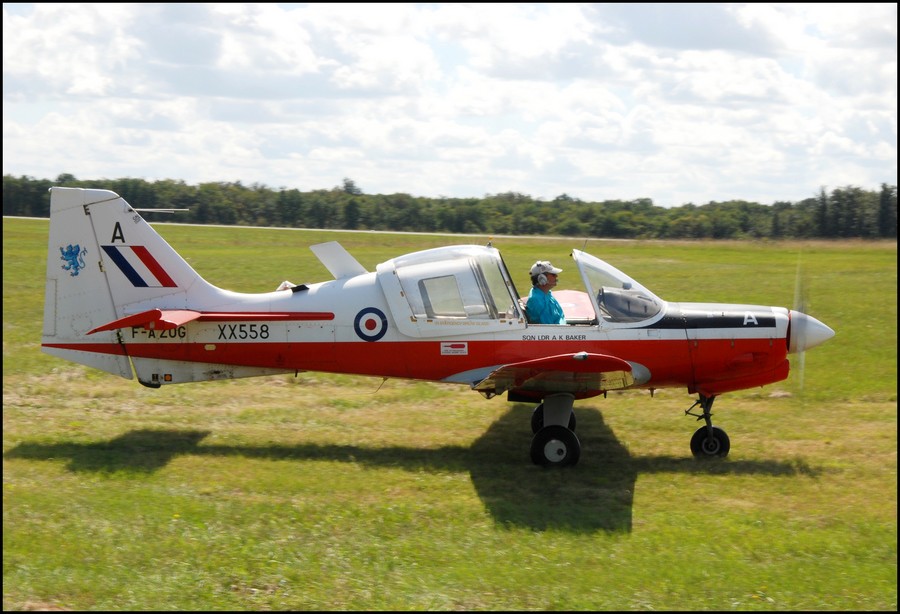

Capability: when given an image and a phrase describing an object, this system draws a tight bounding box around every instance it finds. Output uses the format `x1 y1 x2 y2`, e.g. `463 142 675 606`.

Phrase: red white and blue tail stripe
101 245 178 288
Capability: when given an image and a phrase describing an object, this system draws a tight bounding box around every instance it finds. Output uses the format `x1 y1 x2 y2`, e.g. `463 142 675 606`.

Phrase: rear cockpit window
419 274 467 318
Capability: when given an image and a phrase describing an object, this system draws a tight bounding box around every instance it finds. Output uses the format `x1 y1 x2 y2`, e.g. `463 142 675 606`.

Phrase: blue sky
3 3 896 206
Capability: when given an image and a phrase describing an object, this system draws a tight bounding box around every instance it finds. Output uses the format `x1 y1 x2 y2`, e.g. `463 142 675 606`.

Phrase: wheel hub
701 437 721 455
544 439 567 461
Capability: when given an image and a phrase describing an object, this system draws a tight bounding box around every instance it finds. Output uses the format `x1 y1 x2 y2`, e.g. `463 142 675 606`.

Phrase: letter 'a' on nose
788 310 835 353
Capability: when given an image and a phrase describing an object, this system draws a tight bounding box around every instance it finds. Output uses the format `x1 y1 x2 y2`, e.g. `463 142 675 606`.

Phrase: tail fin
42 187 212 378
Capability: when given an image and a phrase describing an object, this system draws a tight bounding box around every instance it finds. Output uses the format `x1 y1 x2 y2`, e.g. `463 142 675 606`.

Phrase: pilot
526 260 567 324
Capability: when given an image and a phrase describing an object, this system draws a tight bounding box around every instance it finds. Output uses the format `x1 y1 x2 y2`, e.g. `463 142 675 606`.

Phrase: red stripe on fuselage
41 336 788 392
196 312 335 321
40 339 689 385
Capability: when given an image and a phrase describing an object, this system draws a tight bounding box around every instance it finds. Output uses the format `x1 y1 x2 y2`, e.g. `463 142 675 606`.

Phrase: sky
3 3 897 207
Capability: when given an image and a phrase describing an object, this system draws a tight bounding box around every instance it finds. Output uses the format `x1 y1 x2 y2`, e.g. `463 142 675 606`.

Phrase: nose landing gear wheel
530 425 581 467
690 425 731 458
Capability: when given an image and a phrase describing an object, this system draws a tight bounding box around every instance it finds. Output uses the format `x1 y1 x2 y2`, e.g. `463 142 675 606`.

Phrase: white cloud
2 2 896 206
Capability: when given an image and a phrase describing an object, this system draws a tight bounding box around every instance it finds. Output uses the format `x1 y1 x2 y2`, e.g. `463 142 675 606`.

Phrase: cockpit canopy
392 245 520 321
376 245 525 338
571 249 664 324
376 245 666 338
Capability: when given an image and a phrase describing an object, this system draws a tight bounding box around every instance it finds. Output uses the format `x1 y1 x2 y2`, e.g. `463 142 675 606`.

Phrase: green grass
3 217 897 610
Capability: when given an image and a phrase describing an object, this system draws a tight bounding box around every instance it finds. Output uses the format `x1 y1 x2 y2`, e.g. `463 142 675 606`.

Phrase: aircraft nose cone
789 310 835 353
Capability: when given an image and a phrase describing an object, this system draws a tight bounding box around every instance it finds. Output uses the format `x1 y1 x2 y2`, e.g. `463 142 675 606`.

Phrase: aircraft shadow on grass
5 405 820 534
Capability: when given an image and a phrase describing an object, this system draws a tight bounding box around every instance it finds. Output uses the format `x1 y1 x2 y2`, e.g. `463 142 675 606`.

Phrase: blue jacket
526 287 567 324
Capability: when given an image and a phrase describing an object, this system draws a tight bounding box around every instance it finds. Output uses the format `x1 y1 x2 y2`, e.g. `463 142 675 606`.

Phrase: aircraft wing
472 351 634 397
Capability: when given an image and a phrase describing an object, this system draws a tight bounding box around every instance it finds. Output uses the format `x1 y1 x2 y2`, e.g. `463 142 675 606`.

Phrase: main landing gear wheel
690 425 731 458
530 403 576 434
530 425 581 467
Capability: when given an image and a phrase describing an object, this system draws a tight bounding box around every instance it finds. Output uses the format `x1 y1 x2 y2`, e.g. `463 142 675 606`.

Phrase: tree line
3 173 896 240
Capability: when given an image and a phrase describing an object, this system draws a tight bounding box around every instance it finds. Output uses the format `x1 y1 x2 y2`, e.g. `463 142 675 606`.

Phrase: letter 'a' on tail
42 187 213 378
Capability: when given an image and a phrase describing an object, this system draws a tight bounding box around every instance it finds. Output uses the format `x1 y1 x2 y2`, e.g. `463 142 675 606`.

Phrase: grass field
3 217 896 610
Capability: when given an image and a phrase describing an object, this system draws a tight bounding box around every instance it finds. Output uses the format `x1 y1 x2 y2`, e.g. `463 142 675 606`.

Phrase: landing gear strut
685 394 730 458
530 402 577 433
530 393 580 467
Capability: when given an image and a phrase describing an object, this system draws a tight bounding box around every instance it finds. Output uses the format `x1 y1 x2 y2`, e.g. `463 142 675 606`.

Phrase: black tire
530 403 576 434
530 425 581 467
690 425 731 458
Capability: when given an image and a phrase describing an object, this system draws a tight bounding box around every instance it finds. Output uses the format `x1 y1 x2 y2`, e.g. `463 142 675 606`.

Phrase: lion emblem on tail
60 244 87 276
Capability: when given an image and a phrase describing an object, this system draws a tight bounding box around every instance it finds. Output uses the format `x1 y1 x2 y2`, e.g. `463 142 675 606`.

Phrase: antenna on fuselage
133 208 190 214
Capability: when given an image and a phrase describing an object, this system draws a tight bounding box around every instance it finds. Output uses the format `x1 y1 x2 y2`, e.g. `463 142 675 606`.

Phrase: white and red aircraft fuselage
42 187 834 466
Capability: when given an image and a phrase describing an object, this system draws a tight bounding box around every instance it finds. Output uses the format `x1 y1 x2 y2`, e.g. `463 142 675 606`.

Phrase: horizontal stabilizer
88 309 202 334
473 351 634 396
88 309 338 334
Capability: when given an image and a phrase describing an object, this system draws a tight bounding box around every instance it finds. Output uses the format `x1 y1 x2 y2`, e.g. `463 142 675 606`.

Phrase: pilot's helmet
530 260 563 277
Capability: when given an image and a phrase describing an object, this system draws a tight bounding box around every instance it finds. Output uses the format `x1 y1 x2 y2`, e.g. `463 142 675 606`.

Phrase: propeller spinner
788 310 835 353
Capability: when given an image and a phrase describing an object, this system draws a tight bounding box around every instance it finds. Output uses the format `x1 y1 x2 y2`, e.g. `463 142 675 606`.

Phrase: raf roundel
354 307 388 342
